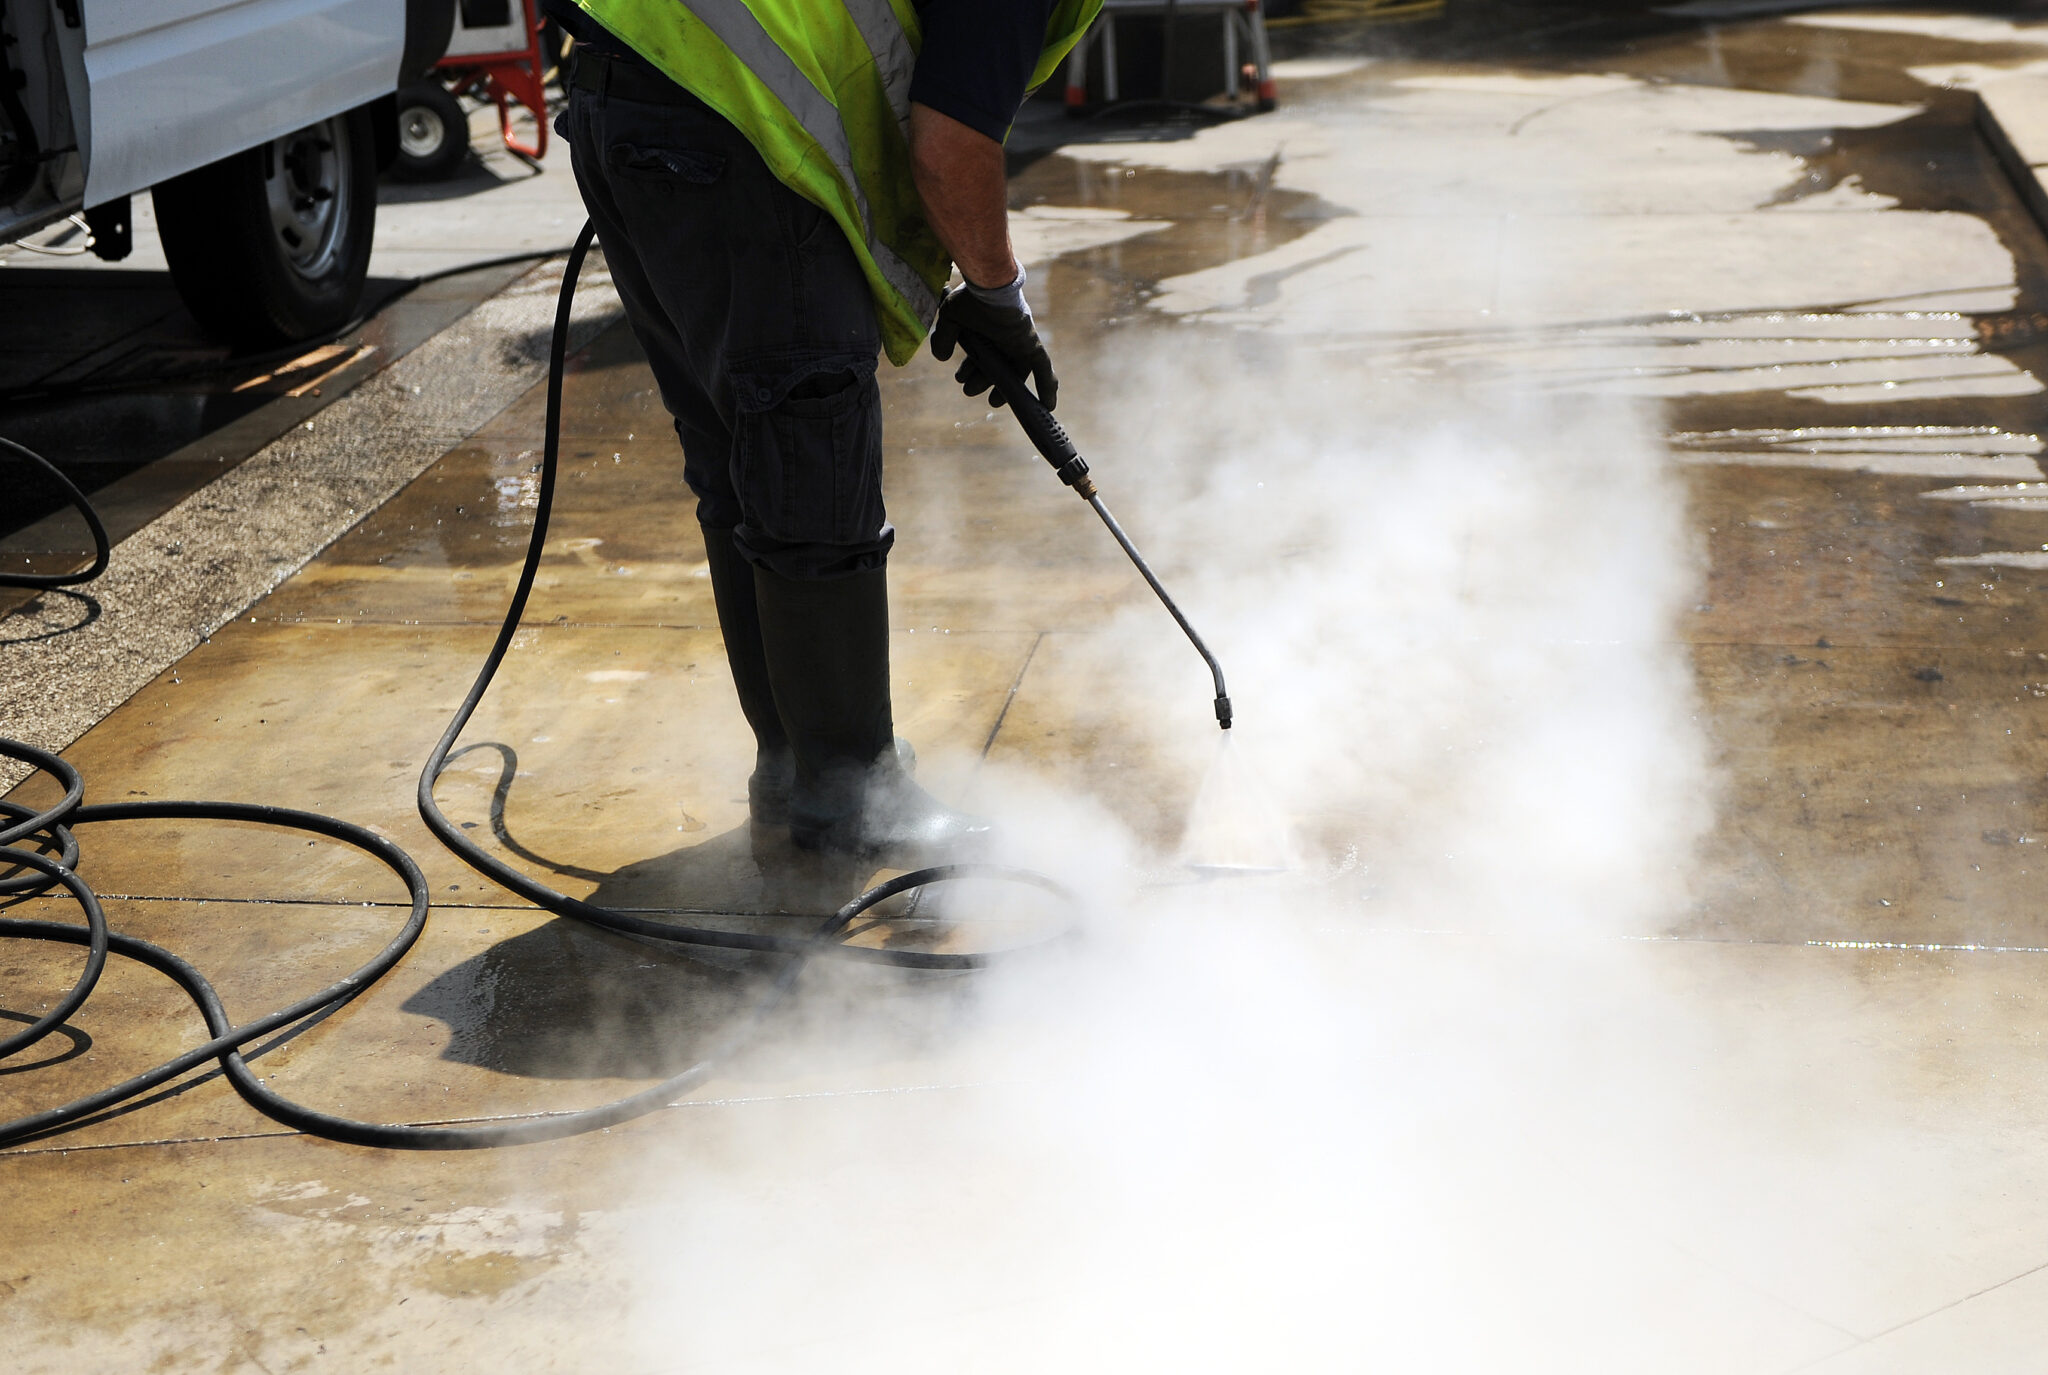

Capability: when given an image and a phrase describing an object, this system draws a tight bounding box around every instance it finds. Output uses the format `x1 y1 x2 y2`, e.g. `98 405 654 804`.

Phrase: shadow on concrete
0 271 426 542
399 900 769 1081
407 739 974 1082
0 588 99 644
0 1009 92 1074
398 828 956 1082
412 737 866 1081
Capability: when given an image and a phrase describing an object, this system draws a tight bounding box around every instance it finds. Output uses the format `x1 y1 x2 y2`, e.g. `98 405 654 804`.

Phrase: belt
569 46 703 108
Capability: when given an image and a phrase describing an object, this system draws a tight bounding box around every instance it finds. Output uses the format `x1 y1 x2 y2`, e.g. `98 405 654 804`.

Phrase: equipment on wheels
393 0 556 181
1062 0 1278 118
393 80 474 182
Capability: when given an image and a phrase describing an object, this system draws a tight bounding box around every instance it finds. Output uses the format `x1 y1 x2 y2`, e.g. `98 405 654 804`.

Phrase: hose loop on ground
0 226 1073 1151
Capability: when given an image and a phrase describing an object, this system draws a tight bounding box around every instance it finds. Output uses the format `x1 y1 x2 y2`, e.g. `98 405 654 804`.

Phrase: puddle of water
1671 424 2045 478
1922 482 2048 502
1011 205 1173 269
1656 0 1879 18
1938 551 2048 570
1955 495 2048 512
1082 56 2036 421
1787 13 2047 44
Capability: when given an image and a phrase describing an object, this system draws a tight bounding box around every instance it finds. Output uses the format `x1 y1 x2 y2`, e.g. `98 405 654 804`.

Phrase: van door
81 0 405 205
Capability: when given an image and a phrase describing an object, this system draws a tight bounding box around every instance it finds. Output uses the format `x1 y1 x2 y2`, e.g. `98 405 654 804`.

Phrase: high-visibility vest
566 0 1101 365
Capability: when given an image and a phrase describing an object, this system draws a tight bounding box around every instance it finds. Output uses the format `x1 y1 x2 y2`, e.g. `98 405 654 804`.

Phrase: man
540 0 1099 864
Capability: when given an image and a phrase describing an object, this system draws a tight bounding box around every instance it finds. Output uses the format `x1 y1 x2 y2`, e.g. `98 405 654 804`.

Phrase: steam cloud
593 329 1913 1372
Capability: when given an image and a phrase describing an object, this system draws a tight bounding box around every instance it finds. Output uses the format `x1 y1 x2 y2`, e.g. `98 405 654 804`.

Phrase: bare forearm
908 101 1017 288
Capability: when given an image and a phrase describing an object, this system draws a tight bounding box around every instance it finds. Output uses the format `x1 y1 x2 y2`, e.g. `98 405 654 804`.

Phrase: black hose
0 222 1072 1152
0 437 109 589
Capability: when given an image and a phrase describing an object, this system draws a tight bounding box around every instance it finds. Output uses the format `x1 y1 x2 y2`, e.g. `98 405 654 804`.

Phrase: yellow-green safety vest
566 0 1102 365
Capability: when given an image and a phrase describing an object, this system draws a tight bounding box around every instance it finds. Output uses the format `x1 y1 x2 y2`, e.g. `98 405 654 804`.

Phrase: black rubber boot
700 526 794 825
752 562 991 865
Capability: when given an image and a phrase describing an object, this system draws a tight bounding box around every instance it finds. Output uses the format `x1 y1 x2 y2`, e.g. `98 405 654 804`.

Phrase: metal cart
394 0 552 180
1064 0 1277 115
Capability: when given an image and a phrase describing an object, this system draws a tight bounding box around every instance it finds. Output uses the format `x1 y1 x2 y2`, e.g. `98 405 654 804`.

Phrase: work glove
928 266 1059 412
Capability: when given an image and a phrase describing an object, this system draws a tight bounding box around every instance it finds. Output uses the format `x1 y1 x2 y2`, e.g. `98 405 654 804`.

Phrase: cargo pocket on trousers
605 142 727 186
731 354 884 546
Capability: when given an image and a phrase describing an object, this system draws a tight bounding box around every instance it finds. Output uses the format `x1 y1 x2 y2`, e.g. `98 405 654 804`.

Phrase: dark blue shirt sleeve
909 0 1056 143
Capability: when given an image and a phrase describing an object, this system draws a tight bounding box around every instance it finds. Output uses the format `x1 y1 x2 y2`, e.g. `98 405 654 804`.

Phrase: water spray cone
1177 731 1297 877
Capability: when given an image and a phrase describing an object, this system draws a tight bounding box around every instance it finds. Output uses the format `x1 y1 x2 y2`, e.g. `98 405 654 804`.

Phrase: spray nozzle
1216 695 1233 730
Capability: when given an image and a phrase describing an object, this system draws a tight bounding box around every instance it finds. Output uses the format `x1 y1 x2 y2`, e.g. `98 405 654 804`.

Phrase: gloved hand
928 266 1058 412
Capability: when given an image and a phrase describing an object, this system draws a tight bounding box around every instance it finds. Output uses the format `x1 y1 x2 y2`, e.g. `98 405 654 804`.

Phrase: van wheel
153 106 377 348
391 81 470 181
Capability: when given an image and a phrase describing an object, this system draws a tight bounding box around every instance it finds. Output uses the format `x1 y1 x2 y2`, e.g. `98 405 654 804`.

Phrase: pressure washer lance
959 332 1233 731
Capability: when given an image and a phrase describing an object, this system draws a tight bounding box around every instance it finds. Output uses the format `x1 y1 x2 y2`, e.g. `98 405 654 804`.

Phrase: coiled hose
0 222 1068 1150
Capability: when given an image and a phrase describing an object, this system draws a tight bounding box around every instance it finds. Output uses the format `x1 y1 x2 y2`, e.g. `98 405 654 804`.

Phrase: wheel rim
264 116 350 281
398 105 448 161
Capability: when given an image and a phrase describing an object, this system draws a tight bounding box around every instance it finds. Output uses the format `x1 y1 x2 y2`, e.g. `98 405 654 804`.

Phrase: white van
0 1 454 345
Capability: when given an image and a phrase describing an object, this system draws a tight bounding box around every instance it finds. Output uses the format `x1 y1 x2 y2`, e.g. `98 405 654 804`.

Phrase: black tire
390 81 470 182
153 106 377 349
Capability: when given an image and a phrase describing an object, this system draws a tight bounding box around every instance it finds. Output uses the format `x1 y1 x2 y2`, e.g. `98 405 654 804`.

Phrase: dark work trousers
559 55 894 580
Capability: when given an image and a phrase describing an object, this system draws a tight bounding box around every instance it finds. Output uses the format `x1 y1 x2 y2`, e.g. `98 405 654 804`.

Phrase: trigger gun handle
958 330 1095 498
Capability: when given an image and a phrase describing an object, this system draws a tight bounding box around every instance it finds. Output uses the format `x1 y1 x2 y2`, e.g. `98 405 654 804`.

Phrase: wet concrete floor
13 6 2048 1371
